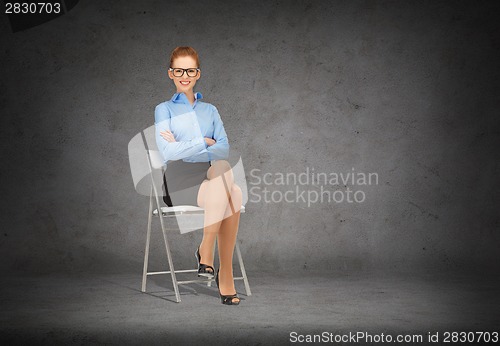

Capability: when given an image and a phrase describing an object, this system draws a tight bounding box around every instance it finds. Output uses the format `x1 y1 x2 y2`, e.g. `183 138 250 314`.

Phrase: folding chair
128 126 251 303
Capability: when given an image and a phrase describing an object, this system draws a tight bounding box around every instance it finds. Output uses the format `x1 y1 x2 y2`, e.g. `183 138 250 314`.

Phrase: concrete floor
1 269 498 345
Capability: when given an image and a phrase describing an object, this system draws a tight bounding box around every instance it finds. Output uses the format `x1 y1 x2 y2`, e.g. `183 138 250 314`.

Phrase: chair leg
154 195 182 303
141 190 154 292
235 241 252 296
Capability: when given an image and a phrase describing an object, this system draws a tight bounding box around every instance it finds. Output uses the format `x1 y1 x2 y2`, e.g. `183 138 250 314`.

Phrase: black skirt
162 160 211 207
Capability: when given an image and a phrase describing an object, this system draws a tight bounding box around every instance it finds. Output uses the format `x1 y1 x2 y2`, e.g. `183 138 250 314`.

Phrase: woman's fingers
161 130 176 142
204 137 216 146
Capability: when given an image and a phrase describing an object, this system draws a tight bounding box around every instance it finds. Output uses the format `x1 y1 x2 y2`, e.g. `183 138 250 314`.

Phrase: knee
231 184 243 205
232 184 242 199
204 178 232 208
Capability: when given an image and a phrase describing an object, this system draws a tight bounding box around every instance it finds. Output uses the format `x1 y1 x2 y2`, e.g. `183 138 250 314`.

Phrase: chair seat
153 205 246 216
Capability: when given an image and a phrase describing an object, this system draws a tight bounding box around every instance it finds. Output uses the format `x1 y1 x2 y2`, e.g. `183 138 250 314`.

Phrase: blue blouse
154 91 229 164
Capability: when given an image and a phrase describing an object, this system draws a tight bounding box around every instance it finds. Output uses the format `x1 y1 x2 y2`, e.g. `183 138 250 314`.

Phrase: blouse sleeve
154 103 207 164
206 105 229 161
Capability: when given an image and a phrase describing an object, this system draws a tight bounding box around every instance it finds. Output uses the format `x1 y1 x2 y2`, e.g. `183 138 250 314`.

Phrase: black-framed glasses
168 67 200 77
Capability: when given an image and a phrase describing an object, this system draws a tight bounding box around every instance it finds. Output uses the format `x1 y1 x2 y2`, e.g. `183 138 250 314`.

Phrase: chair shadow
99 273 226 304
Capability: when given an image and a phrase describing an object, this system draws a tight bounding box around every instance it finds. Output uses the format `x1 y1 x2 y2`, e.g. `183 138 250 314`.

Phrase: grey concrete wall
1 0 499 275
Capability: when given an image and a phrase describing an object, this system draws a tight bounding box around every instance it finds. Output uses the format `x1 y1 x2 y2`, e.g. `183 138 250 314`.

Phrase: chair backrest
128 125 165 197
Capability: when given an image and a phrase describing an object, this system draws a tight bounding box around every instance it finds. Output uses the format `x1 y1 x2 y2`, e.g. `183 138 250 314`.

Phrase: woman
154 46 242 305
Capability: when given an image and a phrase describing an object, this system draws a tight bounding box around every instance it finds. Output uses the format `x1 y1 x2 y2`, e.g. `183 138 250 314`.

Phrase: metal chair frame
138 137 251 303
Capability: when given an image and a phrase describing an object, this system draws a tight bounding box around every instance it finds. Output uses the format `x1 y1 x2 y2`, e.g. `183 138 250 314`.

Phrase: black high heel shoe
215 268 240 305
195 246 214 278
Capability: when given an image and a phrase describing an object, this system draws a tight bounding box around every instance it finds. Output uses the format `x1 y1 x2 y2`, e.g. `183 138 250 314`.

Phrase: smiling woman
154 46 243 305
167 46 201 93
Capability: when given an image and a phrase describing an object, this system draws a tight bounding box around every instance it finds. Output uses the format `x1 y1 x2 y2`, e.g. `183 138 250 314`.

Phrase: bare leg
196 160 235 273
197 228 216 275
217 184 242 303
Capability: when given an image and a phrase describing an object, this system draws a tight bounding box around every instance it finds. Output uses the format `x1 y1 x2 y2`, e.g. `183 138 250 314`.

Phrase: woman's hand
204 137 216 146
160 130 176 142
161 130 215 147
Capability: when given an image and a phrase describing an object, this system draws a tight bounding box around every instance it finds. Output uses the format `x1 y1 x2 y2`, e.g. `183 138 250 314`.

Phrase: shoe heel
195 246 214 278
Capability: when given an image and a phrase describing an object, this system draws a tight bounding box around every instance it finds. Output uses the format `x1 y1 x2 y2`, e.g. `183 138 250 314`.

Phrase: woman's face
168 55 201 93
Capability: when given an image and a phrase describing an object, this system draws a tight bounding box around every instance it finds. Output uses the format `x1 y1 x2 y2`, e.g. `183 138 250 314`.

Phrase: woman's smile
179 81 191 86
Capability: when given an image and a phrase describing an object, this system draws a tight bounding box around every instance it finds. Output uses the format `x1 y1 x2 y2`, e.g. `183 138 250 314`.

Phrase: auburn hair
169 46 200 68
